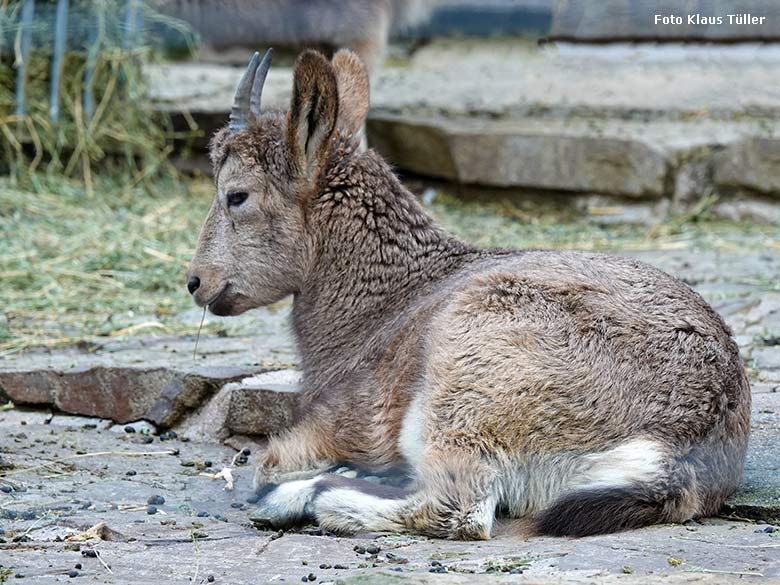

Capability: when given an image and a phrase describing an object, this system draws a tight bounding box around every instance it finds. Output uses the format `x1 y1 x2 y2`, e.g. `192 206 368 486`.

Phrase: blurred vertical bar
124 0 138 49
14 0 35 117
83 9 99 121
49 0 69 123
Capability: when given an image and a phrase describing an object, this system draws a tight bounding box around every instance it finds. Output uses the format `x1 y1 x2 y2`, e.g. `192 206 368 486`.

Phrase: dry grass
0 174 213 354
2 177 780 355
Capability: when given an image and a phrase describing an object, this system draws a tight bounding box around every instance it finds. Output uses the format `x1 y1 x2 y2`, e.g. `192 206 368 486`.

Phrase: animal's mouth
206 283 235 316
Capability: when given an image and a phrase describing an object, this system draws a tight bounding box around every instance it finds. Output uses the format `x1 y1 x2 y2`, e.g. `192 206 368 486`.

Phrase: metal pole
124 0 138 49
14 0 35 118
83 14 98 122
49 0 69 123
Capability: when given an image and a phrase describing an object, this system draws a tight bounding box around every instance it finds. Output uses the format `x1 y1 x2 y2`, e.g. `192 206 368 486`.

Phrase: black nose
187 276 201 295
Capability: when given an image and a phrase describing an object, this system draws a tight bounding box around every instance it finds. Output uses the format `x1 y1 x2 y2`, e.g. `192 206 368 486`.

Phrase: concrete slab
148 41 780 119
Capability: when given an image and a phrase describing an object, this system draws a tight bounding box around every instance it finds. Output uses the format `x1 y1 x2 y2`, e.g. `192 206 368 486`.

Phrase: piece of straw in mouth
193 305 206 360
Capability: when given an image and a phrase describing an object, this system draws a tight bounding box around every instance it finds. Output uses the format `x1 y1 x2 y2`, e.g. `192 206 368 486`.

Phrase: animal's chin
203 284 246 317
208 293 248 317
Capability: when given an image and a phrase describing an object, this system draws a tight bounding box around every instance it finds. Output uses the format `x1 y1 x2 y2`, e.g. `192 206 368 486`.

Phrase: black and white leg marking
249 473 410 532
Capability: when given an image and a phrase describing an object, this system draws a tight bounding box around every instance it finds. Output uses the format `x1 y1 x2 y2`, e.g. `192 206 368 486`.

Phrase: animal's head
187 48 370 315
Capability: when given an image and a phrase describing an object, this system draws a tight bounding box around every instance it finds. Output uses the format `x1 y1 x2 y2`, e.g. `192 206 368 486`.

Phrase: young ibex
187 49 751 539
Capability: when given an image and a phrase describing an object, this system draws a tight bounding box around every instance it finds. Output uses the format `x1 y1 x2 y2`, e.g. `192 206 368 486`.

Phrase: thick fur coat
187 50 751 539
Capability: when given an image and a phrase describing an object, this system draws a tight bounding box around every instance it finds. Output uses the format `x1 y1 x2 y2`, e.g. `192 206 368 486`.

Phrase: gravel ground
1 414 779 584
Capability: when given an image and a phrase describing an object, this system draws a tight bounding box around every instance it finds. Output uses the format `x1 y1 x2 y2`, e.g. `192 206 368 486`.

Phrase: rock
0 364 265 426
671 155 714 211
110 420 157 435
225 370 302 436
715 137 780 197
367 115 670 197
0 366 172 423
713 196 780 224
146 366 267 428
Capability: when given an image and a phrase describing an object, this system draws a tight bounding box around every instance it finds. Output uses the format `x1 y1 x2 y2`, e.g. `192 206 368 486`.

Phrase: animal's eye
227 191 249 207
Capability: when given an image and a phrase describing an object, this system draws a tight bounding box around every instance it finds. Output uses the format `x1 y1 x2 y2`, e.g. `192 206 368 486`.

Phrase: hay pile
0 0 197 192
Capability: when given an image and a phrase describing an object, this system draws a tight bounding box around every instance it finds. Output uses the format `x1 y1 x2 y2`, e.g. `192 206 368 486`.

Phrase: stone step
149 42 780 120
148 41 780 219
0 334 286 427
367 115 779 196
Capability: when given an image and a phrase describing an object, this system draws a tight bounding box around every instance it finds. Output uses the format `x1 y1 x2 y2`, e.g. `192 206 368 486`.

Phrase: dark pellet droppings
319 564 331 569
333 565 348 570
68 569 79 578
81 549 97 558
207 576 215 583
124 426 135 433
366 545 380 555
146 505 158 515
307 574 316 582
74 564 82 570
141 436 154 444
197 511 209 517
147 495 165 506
1 485 12 493
353 545 366 554
125 470 137 476
241 448 251 456
204 460 213 468
230 502 243 509
236 456 248 465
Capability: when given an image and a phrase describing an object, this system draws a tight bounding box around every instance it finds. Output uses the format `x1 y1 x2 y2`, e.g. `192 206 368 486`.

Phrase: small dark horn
250 48 273 119
228 51 260 133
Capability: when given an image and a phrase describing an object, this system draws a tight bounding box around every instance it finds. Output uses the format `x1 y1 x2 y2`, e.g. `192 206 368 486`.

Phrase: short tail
533 484 675 537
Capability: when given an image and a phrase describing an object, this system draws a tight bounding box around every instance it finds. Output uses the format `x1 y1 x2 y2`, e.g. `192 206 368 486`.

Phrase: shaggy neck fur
292 142 479 396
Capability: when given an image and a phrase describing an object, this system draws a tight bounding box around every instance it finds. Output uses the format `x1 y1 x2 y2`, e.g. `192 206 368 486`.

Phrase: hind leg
314 448 499 540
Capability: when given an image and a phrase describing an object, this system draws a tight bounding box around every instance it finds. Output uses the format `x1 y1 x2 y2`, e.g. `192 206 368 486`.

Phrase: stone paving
2 238 780 583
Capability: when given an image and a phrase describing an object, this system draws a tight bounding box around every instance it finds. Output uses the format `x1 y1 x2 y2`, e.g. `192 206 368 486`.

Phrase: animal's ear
286 50 339 179
331 49 369 140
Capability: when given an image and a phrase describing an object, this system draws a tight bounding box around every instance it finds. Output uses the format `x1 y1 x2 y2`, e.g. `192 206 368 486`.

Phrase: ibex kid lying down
187 49 750 539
